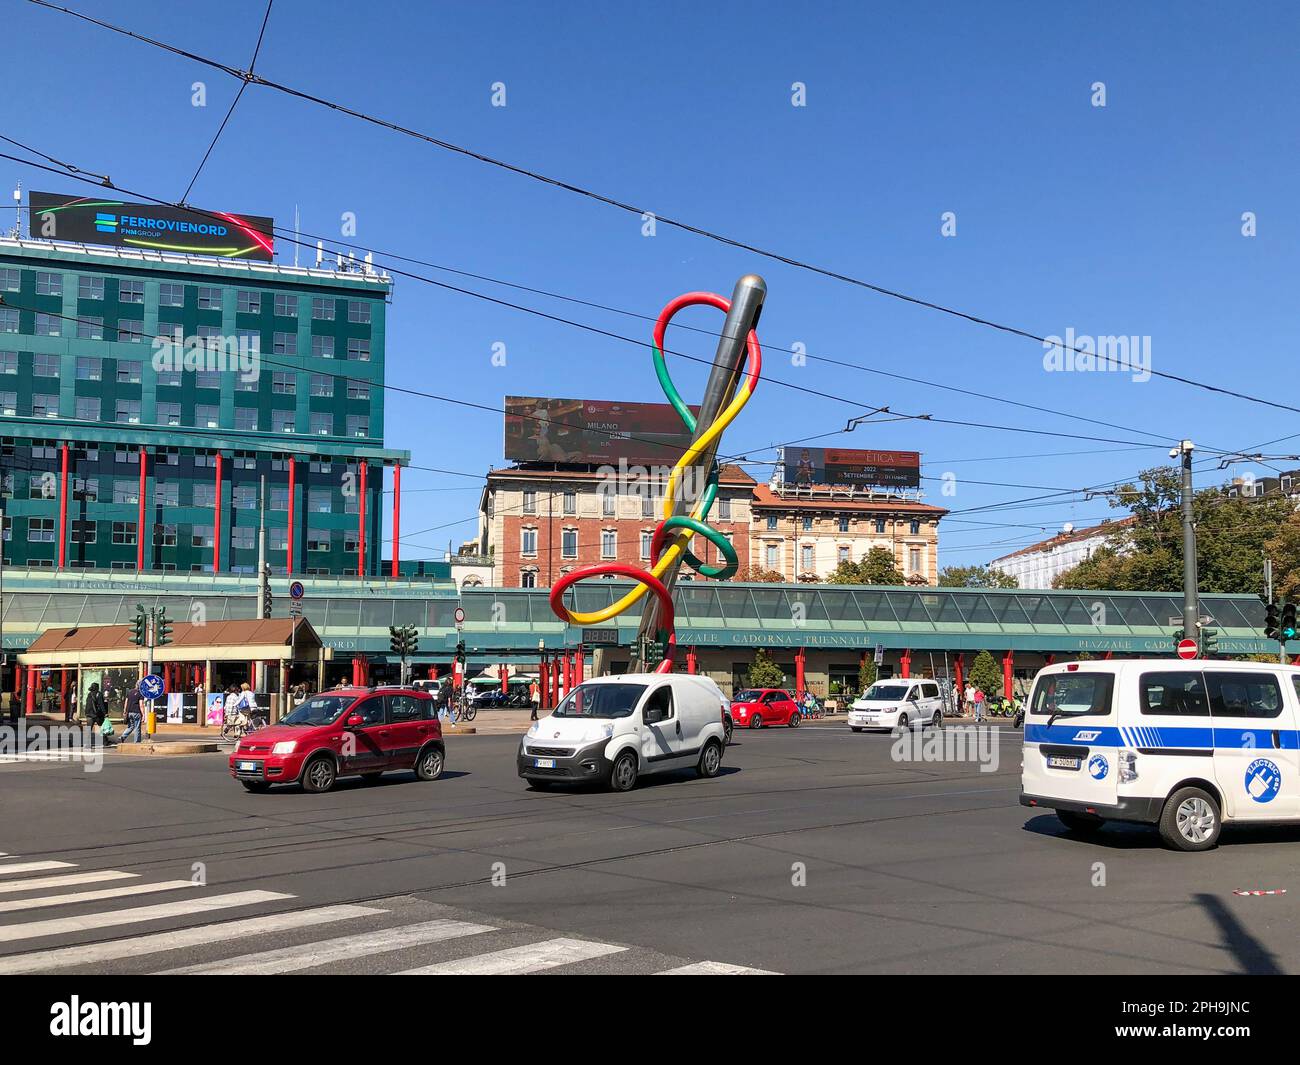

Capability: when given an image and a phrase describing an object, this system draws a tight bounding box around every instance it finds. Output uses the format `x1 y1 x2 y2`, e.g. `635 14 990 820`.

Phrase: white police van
518 673 730 792
1021 659 1300 850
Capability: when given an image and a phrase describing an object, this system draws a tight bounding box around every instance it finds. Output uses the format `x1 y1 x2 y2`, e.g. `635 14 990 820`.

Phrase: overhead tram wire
26 0 1300 422
179 0 275 204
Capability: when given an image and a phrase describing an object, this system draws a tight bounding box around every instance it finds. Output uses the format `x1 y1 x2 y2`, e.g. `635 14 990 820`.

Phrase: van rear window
1029 673 1113 717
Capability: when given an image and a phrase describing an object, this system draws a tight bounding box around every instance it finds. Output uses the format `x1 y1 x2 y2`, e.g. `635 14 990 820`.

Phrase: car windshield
279 695 354 726
861 684 911 702
553 683 646 719
733 689 767 702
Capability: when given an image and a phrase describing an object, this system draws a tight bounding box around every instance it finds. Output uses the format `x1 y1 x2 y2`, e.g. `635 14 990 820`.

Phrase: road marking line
0 870 138 895
0 889 294 945
159 918 494 974
657 960 779 975
0 903 382 973
0 879 196 915
0 861 76 876
398 937 626 975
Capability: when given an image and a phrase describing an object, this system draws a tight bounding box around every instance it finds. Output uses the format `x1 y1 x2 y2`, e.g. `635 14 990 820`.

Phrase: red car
729 689 803 729
229 687 444 793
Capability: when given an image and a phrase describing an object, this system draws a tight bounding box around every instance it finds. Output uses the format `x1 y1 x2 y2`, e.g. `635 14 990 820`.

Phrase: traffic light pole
1177 441 1200 654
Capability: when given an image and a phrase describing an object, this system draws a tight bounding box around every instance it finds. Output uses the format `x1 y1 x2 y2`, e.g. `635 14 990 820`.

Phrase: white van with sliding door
517 673 730 792
1021 659 1300 851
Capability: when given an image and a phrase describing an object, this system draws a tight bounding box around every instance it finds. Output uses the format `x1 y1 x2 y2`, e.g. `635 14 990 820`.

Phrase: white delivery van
517 673 730 792
847 678 944 733
1021 659 1300 851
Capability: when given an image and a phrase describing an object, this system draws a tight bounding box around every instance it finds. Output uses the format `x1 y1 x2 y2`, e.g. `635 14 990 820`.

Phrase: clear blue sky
6 0 1297 566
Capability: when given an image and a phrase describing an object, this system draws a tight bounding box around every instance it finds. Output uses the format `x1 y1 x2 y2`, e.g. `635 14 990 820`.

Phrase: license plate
238 760 257 772
534 758 555 769
1047 755 1081 770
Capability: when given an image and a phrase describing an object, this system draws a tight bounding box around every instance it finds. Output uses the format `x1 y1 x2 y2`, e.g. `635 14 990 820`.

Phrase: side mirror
346 714 364 728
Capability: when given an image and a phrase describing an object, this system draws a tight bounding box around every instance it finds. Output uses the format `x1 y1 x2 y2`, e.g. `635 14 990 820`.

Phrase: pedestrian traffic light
1283 603 1298 642
1201 625 1218 656
130 605 147 647
155 607 173 646
1264 601 1280 640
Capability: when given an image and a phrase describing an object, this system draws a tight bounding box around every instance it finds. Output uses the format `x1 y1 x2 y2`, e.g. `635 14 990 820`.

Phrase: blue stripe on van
1026 723 1300 749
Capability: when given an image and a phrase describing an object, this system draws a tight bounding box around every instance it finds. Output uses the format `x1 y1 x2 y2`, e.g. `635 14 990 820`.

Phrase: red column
1044 653 1055 666
795 647 806 697
391 464 401 578
576 647 584 685
1002 650 1015 700
428 664 439 680
686 647 697 674
900 649 912 679
60 669 68 714
539 659 548 709
213 452 223 574
357 461 367 577
137 446 146 571
286 456 296 575
1103 650 1114 660
501 665 509 695
57 443 68 569
953 654 964 701
25 668 35 716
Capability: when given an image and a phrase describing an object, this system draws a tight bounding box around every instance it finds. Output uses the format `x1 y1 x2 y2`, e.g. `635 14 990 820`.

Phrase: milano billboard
29 192 275 262
781 446 921 488
504 396 697 466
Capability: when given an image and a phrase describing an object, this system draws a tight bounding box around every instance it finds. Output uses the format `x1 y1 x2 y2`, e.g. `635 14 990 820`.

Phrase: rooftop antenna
9 181 21 239
293 205 300 267
364 251 373 275
315 240 323 268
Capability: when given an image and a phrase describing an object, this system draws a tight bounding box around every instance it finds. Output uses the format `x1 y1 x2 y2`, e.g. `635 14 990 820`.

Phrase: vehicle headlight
528 722 539 736
271 741 297 755
602 724 614 739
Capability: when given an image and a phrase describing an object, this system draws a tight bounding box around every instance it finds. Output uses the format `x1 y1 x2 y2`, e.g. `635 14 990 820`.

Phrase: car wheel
301 755 336 793
240 780 270 793
609 750 638 792
850 726 863 733
1159 787 1221 851
898 713 909 731
723 719 733 745
750 713 763 729
788 712 801 728
932 709 943 729
415 745 444 781
1057 810 1104 834
697 740 723 778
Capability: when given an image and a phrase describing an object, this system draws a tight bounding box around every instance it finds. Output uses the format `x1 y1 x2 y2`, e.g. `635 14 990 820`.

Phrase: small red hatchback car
229 687 444 793
729 689 803 729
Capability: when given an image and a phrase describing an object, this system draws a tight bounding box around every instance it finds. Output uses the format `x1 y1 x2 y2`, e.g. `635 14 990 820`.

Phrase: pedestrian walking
65 685 76 724
973 687 986 723
83 682 105 728
122 684 144 744
530 680 540 721
962 683 975 718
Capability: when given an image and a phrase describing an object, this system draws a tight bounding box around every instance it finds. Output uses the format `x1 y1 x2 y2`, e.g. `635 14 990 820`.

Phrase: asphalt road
1 723 1297 974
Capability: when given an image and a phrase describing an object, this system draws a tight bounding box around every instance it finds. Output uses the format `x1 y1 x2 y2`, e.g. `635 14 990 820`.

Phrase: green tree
1265 515 1300 601
746 648 785 688
827 546 905 586
858 657 877 693
735 565 786 583
967 650 1002 698
939 564 1019 589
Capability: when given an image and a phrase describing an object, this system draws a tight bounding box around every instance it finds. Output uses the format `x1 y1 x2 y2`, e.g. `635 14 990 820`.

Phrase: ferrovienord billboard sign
29 192 275 262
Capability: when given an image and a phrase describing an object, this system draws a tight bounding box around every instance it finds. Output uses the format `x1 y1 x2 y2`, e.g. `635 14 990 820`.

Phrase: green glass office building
0 234 408 577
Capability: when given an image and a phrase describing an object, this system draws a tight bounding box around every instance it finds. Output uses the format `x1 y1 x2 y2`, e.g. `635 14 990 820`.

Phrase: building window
156 369 182 387
76 315 104 340
606 489 620 518
273 331 297 355
307 488 331 513
191 483 216 508
801 515 813 531
601 529 617 558
118 279 144 304
910 519 921 535
346 338 370 361
521 528 537 556
272 410 295 434
311 334 334 358
0 309 17 332
520 570 536 588
116 359 143 384
307 527 331 552
35 313 60 336
116 320 143 343
310 413 332 436
234 407 258 431
0 351 15 375
194 451 217 468
159 283 185 307
838 545 850 564
311 297 335 320
522 489 537 515
29 517 56 543
237 290 261 314
875 518 886 534
232 526 255 550
640 530 653 560
801 544 814 570
115 400 141 424
269 486 289 511
347 300 371 324
0 392 15 416
235 374 257 393
838 516 849 533
35 271 62 296
70 520 96 544
75 397 100 420
155 483 179 506
310 373 333 396
561 489 576 515
33 353 59 377
111 521 137 545
0 268 19 291
274 293 297 317
31 393 58 418
718 496 732 521
112 479 139 505
153 523 177 547
908 547 922 574
193 368 220 389
766 543 780 568
766 515 777 531
561 528 578 558
191 525 215 548
197 286 221 310
346 416 369 438
79 276 105 300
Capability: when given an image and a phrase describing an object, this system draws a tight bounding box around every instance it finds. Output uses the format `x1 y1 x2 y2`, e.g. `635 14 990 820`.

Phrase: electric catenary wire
548 293 762 674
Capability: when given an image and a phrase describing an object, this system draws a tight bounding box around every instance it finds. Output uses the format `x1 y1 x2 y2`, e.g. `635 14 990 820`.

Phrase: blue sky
6 0 1297 566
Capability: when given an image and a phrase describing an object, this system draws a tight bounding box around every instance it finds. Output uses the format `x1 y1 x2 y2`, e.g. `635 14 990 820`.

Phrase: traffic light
1201 625 1218 656
1283 603 1298 642
1172 628 1184 644
155 607 173 646
455 639 466 666
261 564 273 618
130 605 147 647
403 625 419 656
638 635 665 669
389 626 405 657
1264 601 1280 640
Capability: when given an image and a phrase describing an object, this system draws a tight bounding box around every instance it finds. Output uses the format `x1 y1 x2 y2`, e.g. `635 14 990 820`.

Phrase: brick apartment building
477 464 756 587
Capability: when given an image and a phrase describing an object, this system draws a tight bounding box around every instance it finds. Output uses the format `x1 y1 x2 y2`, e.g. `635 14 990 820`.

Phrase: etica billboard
504 396 696 465
781 446 921 488
29 192 275 262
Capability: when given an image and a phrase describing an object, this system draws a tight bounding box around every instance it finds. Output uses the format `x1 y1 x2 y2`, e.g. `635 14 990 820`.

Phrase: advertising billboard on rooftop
504 396 697 466
29 191 275 262
781 446 921 488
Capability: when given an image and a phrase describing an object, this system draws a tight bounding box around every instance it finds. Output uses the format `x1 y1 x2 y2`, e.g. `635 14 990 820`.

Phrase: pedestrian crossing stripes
0 851 778 975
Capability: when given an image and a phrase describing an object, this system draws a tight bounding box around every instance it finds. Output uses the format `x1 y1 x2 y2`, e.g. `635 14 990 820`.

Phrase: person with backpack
83 682 106 728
